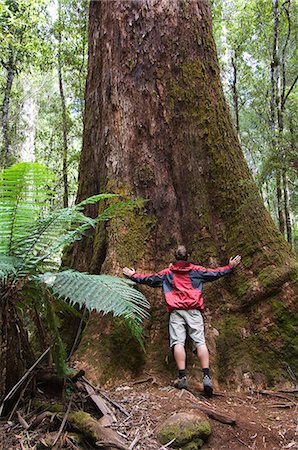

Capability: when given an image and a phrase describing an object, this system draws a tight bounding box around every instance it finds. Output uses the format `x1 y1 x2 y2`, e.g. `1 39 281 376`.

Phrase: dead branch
68 411 128 450
28 411 51 430
131 376 156 386
82 376 129 417
81 381 117 425
255 390 298 405
277 389 298 394
17 411 29 430
128 429 140 450
52 399 72 445
190 402 236 425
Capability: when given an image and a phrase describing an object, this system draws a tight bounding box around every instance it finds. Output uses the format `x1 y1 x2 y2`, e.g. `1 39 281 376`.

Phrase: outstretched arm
193 255 241 281
123 267 167 287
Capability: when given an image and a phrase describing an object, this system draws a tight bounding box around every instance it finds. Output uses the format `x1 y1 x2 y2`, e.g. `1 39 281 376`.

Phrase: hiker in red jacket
123 245 241 396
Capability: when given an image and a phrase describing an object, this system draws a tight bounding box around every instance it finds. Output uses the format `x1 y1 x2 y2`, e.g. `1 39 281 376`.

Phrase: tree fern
37 271 150 323
0 162 150 383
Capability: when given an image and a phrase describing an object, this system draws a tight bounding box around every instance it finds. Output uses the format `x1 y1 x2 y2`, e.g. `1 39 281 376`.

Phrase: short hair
175 245 188 261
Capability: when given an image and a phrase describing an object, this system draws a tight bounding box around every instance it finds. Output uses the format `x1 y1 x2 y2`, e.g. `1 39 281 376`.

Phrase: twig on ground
230 429 253 449
131 377 156 386
158 438 176 449
17 411 29 430
278 389 298 394
128 429 140 450
268 403 295 408
8 374 35 421
52 399 72 446
255 390 298 406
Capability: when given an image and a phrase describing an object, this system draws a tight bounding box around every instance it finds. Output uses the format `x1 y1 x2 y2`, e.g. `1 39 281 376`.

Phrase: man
123 246 241 396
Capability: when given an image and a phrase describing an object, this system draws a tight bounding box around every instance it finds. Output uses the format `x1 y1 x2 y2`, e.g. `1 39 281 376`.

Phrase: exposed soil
0 375 297 450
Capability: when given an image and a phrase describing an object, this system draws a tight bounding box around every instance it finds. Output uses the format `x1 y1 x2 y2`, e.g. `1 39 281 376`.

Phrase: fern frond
0 163 52 255
124 318 146 352
0 255 22 284
12 207 97 274
13 199 145 275
36 271 150 323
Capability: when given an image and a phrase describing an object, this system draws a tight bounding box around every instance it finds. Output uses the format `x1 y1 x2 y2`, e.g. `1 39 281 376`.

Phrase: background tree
212 0 298 248
0 0 50 167
70 0 298 388
0 0 88 207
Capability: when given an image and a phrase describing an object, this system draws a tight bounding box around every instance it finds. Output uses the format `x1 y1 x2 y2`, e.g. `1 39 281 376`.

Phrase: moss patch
157 412 211 448
110 210 156 266
216 301 298 386
77 315 146 385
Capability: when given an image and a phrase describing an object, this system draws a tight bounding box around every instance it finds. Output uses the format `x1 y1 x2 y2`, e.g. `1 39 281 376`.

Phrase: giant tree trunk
72 0 298 388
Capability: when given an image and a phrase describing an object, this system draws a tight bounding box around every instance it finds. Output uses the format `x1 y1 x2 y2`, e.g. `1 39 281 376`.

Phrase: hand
123 267 136 277
229 255 241 267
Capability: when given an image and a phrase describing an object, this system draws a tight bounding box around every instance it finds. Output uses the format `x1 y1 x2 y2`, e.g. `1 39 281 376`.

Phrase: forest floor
0 374 297 450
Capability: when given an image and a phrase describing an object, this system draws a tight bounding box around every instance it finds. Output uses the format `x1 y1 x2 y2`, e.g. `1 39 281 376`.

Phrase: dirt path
0 376 297 449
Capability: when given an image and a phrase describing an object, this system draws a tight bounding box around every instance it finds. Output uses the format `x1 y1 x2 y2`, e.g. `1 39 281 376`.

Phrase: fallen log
190 403 236 425
81 376 129 417
68 411 128 450
80 381 117 426
255 390 298 405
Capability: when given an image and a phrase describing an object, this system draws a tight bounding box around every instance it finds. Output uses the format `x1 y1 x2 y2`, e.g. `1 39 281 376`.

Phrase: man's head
175 245 188 261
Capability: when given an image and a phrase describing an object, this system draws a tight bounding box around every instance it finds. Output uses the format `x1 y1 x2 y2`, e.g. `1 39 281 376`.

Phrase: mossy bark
72 0 298 387
0 295 34 407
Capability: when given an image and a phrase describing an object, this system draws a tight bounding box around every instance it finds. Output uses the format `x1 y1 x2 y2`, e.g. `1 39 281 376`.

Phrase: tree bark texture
72 0 298 387
0 292 34 411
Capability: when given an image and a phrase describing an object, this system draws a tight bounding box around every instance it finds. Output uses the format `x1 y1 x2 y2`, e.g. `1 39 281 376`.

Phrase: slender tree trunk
282 169 292 245
1 49 14 168
276 170 285 233
270 0 286 236
72 0 298 387
18 77 38 163
58 3 69 208
58 64 69 209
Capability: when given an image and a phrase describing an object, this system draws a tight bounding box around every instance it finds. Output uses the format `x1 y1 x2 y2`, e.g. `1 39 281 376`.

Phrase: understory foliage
0 162 149 376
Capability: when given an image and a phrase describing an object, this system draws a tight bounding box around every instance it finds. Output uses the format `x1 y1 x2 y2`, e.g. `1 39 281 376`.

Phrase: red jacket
130 260 233 312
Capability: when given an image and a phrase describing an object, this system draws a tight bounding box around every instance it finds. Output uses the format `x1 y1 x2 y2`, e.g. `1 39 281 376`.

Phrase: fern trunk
72 0 298 388
0 292 34 407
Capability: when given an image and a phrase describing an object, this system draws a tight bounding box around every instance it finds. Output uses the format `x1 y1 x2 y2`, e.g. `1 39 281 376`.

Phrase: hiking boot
203 375 213 397
174 376 188 389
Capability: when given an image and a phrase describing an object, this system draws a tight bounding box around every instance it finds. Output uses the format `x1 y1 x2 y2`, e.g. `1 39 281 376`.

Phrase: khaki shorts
169 309 205 349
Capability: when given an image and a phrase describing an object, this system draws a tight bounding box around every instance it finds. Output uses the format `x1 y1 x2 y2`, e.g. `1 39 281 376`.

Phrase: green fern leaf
0 162 52 255
0 255 22 283
36 271 150 323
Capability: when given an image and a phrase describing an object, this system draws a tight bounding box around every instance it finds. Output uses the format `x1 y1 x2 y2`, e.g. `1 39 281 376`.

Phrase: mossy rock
156 411 211 448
